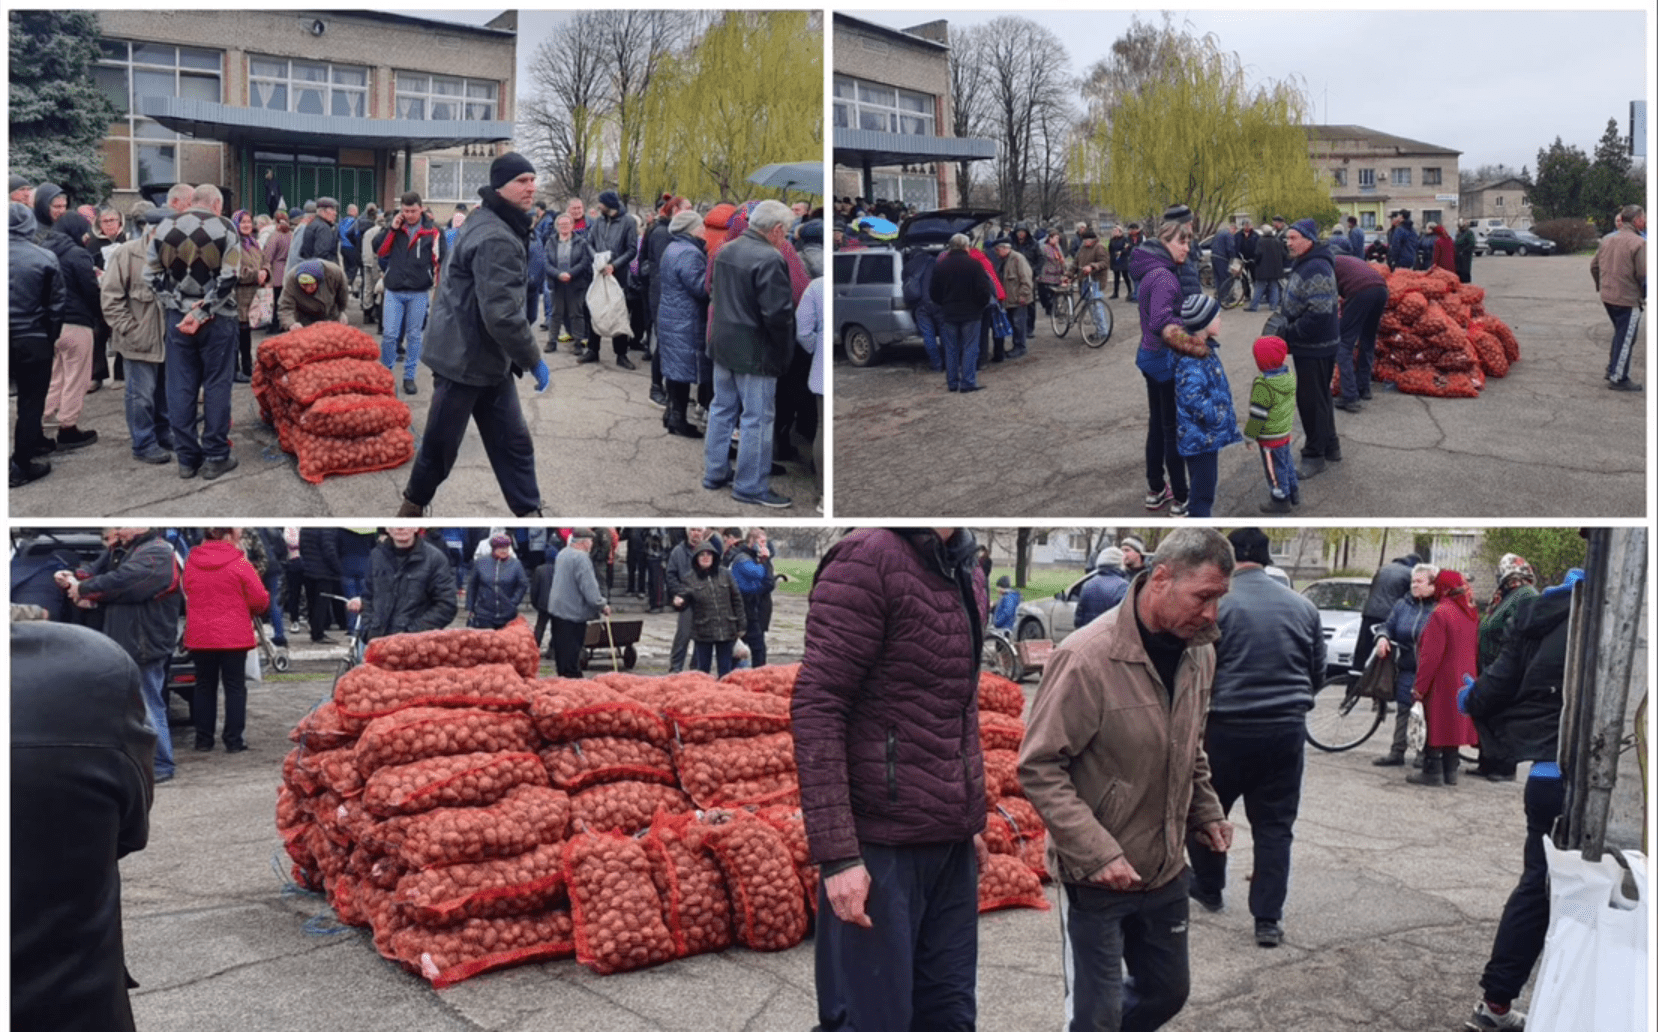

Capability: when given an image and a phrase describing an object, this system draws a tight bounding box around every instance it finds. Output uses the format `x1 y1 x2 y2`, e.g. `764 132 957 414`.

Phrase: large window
95 40 223 188
249 57 368 117
871 171 937 210
833 75 934 137
1331 167 1347 187
425 157 493 202
395 73 498 121
1422 167 1442 186
1358 168 1376 188
1391 167 1411 187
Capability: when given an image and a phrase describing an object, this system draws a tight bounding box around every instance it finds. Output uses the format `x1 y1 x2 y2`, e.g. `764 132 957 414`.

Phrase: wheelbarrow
579 617 644 670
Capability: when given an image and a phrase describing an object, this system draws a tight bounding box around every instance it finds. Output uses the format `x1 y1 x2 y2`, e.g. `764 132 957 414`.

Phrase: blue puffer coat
656 234 709 384
1174 343 1244 458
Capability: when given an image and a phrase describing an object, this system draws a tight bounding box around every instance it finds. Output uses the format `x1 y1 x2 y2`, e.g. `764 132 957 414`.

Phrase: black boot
1372 751 1405 767
666 398 703 438
1406 748 1444 786
1442 750 1461 786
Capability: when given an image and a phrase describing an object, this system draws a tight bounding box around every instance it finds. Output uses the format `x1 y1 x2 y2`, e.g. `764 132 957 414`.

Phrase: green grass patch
774 557 817 596
994 565 1089 602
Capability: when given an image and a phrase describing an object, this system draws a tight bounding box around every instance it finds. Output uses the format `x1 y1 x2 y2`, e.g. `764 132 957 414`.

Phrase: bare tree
592 10 687 204
520 12 611 202
977 17 1075 221
948 25 991 207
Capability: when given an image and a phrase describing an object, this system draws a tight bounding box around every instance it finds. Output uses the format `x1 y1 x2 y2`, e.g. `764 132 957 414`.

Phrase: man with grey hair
149 182 242 479
704 198 797 508
296 196 340 263
929 232 994 393
1590 203 1646 391
164 183 194 214
1020 526 1235 1032
102 205 173 463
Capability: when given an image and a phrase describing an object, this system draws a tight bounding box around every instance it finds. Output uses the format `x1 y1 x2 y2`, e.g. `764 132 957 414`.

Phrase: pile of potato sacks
251 322 415 483
1345 264 1522 399
278 619 1051 988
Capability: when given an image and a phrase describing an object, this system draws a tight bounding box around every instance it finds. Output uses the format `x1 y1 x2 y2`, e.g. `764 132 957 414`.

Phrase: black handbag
1356 645 1397 702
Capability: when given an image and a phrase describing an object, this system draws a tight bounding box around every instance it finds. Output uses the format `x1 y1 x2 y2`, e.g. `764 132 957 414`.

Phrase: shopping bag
1526 841 1648 1032
249 286 275 330
585 251 631 339
245 645 264 683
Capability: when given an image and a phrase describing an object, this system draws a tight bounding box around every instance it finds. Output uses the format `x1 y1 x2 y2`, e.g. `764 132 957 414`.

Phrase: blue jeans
123 358 173 455
1259 443 1299 501
1183 450 1217 517
1248 279 1280 312
703 363 777 500
1061 874 1191 1032
262 567 286 643
692 639 735 677
1082 279 1108 339
941 320 978 390
163 308 237 468
381 290 428 381
138 658 174 779
914 307 943 371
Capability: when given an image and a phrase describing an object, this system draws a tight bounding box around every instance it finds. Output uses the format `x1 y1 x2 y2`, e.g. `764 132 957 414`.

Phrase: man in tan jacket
1589 204 1646 391
1019 526 1235 1032
100 205 173 464
992 237 1034 360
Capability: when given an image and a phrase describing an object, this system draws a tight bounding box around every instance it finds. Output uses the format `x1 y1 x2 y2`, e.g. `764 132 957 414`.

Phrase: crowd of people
9 163 827 510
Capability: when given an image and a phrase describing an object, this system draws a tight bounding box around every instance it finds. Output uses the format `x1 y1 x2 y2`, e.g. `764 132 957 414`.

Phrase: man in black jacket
347 527 458 640
299 526 344 643
578 189 639 369
665 527 709 671
399 154 550 517
1186 528 1322 948
295 196 341 263
930 234 994 394
1353 553 1421 711
376 191 443 396
9 201 66 486
11 619 156 1032
530 549 558 656
1459 572 1579 1032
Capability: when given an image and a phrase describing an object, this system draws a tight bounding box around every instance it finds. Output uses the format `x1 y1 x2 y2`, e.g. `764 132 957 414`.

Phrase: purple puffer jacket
793 528 989 866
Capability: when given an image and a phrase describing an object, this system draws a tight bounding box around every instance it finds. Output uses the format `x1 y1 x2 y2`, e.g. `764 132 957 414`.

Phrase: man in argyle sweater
148 183 242 480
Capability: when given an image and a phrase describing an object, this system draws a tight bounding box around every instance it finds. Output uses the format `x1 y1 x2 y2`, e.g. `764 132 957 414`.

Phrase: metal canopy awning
139 97 513 153
833 127 997 169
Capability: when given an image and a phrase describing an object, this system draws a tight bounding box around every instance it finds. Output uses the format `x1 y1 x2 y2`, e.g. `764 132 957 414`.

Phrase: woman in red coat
1429 223 1457 275
1408 568 1480 786
183 528 270 753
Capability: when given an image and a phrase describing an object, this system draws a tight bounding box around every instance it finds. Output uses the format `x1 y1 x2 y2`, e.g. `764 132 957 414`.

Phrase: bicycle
1049 278 1112 348
1305 670 1386 752
1217 258 1253 310
982 626 1023 682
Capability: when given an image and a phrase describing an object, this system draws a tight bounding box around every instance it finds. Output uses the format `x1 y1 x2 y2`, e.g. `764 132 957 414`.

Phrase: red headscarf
1432 569 1478 622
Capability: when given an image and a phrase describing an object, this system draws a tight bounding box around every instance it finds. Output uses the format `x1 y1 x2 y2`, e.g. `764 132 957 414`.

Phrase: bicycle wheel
1050 292 1074 338
984 635 1022 682
1082 299 1113 348
1219 275 1249 310
1305 673 1385 752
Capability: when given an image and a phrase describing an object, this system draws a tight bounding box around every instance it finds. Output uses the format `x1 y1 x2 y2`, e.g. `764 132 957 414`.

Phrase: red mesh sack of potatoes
258 322 380 371
530 680 670 745
391 907 576 988
364 619 541 678
978 672 1026 719
1471 332 1509 378
334 663 531 729
293 425 415 484
1378 311 1404 336
1457 284 1486 306
1394 368 1482 398
568 780 693 835
305 823 352 882
293 744 347 795
1392 291 1429 324
563 832 677 975
662 687 792 744
277 784 307 834
978 853 1050 913
719 663 800 698
1019 828 1051 882
995 796 1046 840
697 810 810 951
329 872 376 928
983 748 1022 801
290 700 359 752
366 853 408 891
309 789 352 848
278 357 395 406
1484 316 1520 363
364 783 569 869
362 751 548 818
316 750 366 798
640 811 735 957
1415 275 1452 300
296 392 412 438
592 672 684 711
754 805 818 913
1414 303 1454 339
1438 295 1471 325
395 842 567 927
1430 344 1477 374
982 810 1018 856
353 706 538 778
674 731 798 808
539 737 677 792
979 711 1025 752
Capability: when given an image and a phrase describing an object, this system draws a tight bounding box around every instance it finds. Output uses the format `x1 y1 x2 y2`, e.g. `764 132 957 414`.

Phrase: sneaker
201 455 239 480
1609 378 1643 392
395 498 425 518
403 378 417 396
133 446 173 465
9 458 51 488
702 475 733 491
1168 498 1188 518
56 426 99 450
558 332 574 343
733 489 793 509
1190 886 1224 913
1254 920 1284 948
1465 1001 1525 1030
1144 484 1173 510
178 462 201 479
615 355 637 371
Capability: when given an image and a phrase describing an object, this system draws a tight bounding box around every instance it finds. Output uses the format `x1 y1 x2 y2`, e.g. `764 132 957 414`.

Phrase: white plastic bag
245 645 263 684
1526 841 1648 1031
585 249 631 339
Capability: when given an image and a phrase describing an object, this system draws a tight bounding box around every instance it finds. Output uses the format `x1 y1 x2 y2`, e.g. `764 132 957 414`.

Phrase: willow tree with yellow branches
1071 18 1338 235
636 11 822 204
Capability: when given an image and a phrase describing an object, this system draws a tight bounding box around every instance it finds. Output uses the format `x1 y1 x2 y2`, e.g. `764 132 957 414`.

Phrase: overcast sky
850 9 1649 174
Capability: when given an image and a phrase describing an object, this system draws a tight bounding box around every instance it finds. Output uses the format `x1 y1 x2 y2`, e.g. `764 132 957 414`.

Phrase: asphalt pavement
114 592 1589 1032
833 253 1647 519
9 299 821 519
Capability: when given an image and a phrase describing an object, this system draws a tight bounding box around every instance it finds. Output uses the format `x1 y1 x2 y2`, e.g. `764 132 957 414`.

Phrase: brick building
831 14 994 210
1307 125 1462 232
91 9 516 214
1459 176 1534 230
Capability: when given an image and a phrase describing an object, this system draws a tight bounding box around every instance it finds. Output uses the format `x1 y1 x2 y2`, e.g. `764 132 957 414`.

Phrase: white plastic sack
245 645 263 683
1526 840 1647 1031
585 250 631 339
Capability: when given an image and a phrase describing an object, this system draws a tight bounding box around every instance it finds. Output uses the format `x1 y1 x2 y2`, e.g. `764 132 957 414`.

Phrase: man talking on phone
376 191 443 396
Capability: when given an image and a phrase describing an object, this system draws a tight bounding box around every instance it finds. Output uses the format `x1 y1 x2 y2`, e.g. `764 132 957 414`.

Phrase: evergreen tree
1529 136 1590 221
1584 117 1639 231
8 11 119 206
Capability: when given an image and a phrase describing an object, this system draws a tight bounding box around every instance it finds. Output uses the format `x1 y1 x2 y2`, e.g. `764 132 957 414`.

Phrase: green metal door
255 162 297 216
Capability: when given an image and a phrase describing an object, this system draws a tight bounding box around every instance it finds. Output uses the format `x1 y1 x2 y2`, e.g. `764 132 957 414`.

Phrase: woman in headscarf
230 209 269 382
88 205 130 388
262 211 293 332
1406 569 1481 786
1472 553 1539 781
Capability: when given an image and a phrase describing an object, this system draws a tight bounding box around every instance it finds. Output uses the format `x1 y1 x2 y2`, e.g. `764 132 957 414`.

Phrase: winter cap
1289 218 1318 242
1097 546 1125 570
288 208 303 220
991 237 1012 249
294 258 324 287
598 189 622 211
490 533 512 548
1253 336 1289 371
1271 214 1287 224
569 529 594 542
1163 203 1193 224
1180 292 1220 334
489 151 536 190
8 173 30 193
669 209 702 235
995 575 1012 589
315 196 338 211
10 200 37 236
1120 535 1147 556
797 218 822 244
1227 527 1273 567
1497 553 1535 583
303 200 317 214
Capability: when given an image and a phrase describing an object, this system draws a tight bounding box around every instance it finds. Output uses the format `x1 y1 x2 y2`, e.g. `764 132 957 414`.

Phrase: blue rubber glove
533 360 550 394
1457 673 1475 714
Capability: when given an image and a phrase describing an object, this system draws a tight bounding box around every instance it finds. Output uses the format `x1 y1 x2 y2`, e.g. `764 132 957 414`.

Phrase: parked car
834 207 1001 367
1484 228 1556 256
1013 568 1098 645
1300 576 1370 682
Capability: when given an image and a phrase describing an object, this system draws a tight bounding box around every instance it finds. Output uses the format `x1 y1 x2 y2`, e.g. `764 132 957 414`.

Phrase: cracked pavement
10 309 821 519
833 253 1646 519
118 593 1576 1031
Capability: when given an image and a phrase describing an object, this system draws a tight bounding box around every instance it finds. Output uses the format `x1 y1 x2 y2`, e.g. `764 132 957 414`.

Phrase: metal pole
1577 527 1647 862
